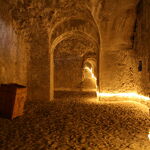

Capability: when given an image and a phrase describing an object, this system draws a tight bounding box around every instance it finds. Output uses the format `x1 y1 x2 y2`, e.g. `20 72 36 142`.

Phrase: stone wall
26 25 50 101
0 0 54 101
0 1 27 85
9 0 54 101
97 0 141 94
49 0 99 96
53 36 97 92
1 0 149 101
100 50 139 93
134 0 150 95
54 54 83 91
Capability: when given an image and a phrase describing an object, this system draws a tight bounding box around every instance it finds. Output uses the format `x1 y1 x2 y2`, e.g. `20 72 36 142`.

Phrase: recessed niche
138 61 142 72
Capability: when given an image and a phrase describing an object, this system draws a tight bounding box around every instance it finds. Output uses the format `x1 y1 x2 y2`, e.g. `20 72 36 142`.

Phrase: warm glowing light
84 66 150 101
148 131 150 140
84 66 97 81
97 92 150 101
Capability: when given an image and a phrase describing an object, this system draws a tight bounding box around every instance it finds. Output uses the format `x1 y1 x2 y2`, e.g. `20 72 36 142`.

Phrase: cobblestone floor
0 93 150 150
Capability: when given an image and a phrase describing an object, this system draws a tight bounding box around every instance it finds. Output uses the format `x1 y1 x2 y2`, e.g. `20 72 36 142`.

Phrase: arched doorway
49 5 100 100
81 57 98 91
49 32 99 100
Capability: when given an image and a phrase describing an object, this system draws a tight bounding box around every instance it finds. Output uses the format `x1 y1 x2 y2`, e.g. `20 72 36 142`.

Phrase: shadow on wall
54 52 83 92
0 14 27 85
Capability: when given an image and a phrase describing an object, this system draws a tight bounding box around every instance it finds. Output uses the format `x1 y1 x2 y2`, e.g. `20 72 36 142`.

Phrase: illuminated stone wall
98 0 150 95
97 0 140 93
54 38 97 92
0 0 53 101
0 1 27 85
0 0 149 101
49 1 99 95
100 50 139 93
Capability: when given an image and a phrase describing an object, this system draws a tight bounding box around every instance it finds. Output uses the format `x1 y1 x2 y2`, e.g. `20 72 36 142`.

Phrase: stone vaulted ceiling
0 0 140 53
0 0 144 101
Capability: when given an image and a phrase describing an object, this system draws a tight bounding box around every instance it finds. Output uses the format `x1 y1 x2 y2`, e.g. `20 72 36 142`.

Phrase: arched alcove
48 2 100 100
49 32 99 100
81 57 97 91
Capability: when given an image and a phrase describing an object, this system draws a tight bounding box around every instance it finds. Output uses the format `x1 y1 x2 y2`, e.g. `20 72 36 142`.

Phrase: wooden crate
0 84 27 119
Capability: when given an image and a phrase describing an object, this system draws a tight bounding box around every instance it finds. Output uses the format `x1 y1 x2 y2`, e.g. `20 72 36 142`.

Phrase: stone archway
49 33 98 100
81 57 98 91
48 2 100 100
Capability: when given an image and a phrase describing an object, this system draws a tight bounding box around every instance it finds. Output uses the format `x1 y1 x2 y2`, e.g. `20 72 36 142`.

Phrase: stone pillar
27 25 50 101
50 52 54 100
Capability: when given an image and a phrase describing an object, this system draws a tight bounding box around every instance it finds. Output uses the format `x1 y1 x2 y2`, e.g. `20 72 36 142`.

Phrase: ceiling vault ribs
49 0 100 55
50 31 99 54
49 17 100 43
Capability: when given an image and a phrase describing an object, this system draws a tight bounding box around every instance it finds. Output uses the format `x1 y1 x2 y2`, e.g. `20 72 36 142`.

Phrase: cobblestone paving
0 94 150 150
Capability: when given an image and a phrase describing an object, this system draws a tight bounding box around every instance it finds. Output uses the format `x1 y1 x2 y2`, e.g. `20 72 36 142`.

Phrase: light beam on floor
84 66 150 101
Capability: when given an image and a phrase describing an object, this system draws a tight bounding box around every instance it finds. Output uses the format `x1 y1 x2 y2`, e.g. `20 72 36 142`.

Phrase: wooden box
0 84 27 119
